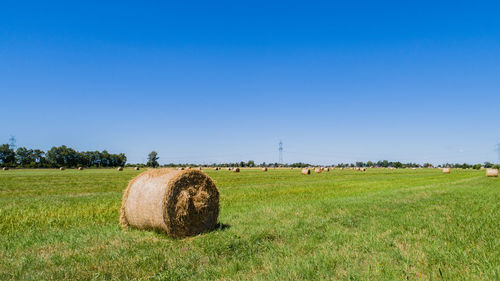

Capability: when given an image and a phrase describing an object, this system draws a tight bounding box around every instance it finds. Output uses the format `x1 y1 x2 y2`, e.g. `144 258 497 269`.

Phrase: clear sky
1 1 499 165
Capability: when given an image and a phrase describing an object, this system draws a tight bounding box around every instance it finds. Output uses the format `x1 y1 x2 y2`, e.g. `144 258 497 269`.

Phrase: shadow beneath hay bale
214 222 231 231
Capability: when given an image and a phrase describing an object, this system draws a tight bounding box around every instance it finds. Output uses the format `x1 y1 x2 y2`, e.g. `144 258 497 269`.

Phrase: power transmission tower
279 140 283 163
496 143 500 164
8 135 16 150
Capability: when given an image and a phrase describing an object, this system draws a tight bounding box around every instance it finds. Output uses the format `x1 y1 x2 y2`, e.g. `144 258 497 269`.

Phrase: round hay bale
301 168 310 175
117 167 123 171
177 167 184 171
77 167 84 171
120 168 219 238
213 167 219 170
442 168 450 174
486 168 498 177
226 167 231 171
314 167 322 173
59 167 65 171
134 167 140 171
323 167 330 172
233 167 240 172
262 167 268 172
360 168 366 172
2 167 8 171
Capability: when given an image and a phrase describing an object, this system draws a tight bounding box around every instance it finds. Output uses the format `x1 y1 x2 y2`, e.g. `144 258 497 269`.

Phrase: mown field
0 168 499 280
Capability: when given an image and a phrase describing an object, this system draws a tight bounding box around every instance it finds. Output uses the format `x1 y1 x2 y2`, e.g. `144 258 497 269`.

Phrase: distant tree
147 151 159 168
15 147 32 167
484 162 493 168
393 162 403 168
0 144 16 166
247 160 255 167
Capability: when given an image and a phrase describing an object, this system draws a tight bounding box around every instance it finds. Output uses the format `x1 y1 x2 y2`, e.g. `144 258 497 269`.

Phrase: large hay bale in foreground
59 167 65 171
262 167 268 172
314 167 322 173
233 167 240 172
301 168 310 175
442 168 450 174
117 167 123 171
486 168 498 177
120 168 219 238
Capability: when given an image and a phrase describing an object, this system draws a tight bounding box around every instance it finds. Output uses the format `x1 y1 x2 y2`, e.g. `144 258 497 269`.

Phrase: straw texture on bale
486 168 498 177
233 167 240 172
442 168 450 174
117 167 123 171
314 167 322 173
262 167 268 172
2 167 8 171
302 168 310 175
59 167 65 171
120 168 219 238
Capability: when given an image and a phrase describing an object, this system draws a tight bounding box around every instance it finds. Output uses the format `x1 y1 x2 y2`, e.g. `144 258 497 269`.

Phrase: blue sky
1 1 499 165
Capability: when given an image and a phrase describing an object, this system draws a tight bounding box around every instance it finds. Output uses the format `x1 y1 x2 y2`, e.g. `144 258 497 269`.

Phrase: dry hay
134 167 140 171
186 167 191 170
2 167 8 171
302 168 311 175
120 168 219 238
117 167 123 171
77 167 84 171
177 167 184 171
213 167 219 170
226 167 231 171
233 167 240 172
323 167 330 172
314 167 322 173
486 168 498 177
360 168 366 172
59 167 65 171
442 168 450 174
262 167 268 172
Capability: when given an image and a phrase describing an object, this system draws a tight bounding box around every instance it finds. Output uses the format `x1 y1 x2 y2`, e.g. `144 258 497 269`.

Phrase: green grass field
0 168 498 280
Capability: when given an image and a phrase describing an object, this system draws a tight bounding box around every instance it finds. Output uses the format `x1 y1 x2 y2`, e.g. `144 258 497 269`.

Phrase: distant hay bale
226 167 231 171
213 167 219 170
233 167 240 172
186 167 191 170
59 167 65 171
442 168 450 174
360 168 366 172
301 168 311 175
486 168 498 177
262 167 268 172
117 167 123 171
323 167 330 172
177 167 184 171
134 167 140 171
77 167 84 170
120 168 219 238
2 167 8 171
314 167 322 173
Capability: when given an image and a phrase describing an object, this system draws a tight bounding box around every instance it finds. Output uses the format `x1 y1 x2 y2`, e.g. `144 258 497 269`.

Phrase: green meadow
0 168 498 280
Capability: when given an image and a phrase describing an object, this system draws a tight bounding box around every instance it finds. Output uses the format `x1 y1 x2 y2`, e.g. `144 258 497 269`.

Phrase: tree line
0 144 126 168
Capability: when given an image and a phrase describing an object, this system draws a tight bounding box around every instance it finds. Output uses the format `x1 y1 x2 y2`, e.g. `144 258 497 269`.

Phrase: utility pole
279 140 283 163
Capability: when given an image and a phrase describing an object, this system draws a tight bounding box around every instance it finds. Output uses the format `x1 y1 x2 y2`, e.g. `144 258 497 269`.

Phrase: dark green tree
147 151 159 168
